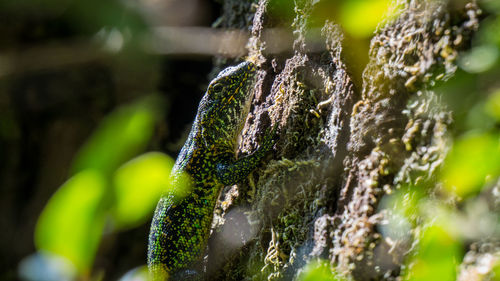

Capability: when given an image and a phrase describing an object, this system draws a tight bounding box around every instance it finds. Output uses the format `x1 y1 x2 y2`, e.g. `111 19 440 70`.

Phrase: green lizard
148 61 276 280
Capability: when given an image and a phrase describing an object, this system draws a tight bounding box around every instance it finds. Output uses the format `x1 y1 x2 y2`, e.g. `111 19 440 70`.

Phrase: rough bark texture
207 0 481 280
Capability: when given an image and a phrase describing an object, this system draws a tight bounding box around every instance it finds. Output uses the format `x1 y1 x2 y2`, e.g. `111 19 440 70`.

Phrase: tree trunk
207 0 481 280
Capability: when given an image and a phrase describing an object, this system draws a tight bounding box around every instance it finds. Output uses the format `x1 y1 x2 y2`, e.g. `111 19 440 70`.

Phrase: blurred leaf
458 44 499 73
436 70 477 111
35 96 166 275
465 101 496 131
441 132 500 198
378 187 423 243
481 0 500 14
384 186 423 221
72 96 163 176
112 152 174 228
298 260 345 281
493 260 500 281
340 0 395 38
477 17 500 48
485 88 500 121
35 170 107 273
405 225 462 281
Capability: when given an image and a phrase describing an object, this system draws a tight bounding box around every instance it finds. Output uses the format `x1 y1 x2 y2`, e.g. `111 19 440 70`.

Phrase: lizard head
197 61 257 145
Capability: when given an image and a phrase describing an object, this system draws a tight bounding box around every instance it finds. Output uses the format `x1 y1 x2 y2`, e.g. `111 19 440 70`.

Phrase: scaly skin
148 61 276 280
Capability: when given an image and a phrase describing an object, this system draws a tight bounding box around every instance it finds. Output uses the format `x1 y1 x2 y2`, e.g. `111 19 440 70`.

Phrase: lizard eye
211 83 224 93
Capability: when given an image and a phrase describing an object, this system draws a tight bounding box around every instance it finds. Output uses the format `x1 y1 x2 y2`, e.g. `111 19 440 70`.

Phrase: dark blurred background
0 0 222 280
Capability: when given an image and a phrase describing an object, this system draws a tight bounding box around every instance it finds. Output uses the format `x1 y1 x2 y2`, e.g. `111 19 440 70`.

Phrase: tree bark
208 0 481 280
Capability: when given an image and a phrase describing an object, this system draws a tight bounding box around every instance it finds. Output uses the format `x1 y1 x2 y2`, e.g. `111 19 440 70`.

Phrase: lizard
147 61 277 280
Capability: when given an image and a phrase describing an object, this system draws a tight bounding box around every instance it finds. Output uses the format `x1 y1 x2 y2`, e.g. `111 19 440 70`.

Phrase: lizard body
148 61 275 280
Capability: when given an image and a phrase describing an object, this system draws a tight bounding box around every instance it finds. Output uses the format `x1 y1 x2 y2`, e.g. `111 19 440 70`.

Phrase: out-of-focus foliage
380 189 465 281
406 224 462 281
36 171 107 273
493 262 500 281
112 152 174 228
441 132 500 198
270 0 396 39
438 1 500 199
34 97 180 277
458 12 500 73
401 2 500 280
71 97 161 175
485 89 500 122
298 260 346 281
4 0 168 278
339 0 397 38
458 44 498 73
380 186 423 225
4 0 211 280
377 186 421 247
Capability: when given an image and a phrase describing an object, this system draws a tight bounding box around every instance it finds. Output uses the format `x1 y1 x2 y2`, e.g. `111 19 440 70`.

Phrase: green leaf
441 132 500 198
405 225 462 281
298 260 345 281
458 44 499 73
35 170 107 273
35 97 165 275
112 152 175 228
340 0 395 38
492 260 500 281
72 96 162 176
381 186 423 222
485 88 500 122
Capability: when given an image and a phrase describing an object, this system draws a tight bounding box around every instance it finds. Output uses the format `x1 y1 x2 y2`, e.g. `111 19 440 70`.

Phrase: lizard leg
216 124 277 186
